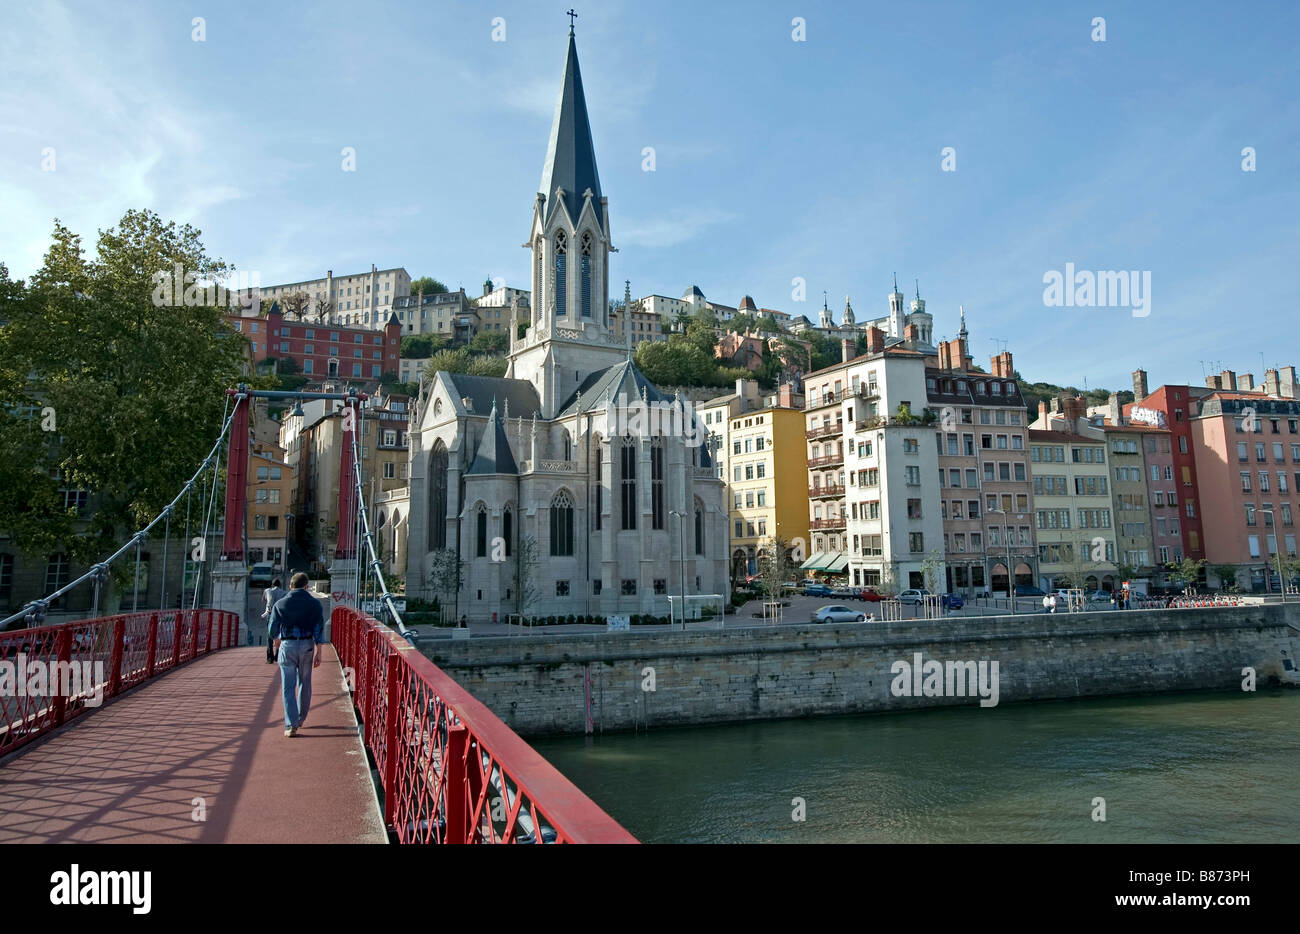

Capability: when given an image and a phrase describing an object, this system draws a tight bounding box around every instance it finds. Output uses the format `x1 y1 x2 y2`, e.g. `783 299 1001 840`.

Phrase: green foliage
1166 557 1206 588
0 211 247 563
423 348 506 379
634 337 716 387
409 276 448 296
401 334 444 358
469 330 508 355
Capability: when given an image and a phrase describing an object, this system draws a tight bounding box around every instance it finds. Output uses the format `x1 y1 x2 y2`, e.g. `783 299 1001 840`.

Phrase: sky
2 0 1297 392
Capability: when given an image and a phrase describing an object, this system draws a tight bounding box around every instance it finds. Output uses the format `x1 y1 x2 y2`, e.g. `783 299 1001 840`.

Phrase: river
530 690 1300 843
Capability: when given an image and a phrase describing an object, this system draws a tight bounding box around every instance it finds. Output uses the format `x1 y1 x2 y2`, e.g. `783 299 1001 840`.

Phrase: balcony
806 451 844 469
810 516 847 531
805 423 842 441
809 483 844 499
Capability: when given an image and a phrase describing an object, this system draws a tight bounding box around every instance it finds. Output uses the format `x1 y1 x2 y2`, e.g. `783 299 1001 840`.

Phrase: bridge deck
0 646 386 843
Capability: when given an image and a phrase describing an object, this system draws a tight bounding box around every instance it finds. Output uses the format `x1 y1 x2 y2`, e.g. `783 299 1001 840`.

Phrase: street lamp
1258 509 1286 603
988 507 1017 615
669 509 687 630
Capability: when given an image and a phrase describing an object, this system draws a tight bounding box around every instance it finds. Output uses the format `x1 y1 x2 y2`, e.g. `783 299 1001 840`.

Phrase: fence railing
332 606 637 844
0 609 239 760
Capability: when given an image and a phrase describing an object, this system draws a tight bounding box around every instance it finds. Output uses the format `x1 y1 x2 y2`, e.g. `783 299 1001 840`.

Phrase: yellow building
727 405 810 581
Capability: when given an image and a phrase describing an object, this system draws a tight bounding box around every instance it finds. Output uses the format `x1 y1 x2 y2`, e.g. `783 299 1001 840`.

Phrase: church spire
539 26 602 231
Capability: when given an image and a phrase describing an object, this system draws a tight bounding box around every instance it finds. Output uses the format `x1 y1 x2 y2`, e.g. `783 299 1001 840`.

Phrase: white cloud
617 208 736 249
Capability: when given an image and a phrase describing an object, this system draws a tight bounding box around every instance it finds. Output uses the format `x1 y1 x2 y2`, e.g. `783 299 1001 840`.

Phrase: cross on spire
567 8 577 34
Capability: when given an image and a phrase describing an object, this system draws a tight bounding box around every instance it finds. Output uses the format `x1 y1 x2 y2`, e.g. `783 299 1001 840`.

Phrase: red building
227 307 401 382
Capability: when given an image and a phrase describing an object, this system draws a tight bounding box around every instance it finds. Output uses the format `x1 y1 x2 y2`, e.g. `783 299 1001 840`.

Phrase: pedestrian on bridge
261 578 288 659
268 572 325 738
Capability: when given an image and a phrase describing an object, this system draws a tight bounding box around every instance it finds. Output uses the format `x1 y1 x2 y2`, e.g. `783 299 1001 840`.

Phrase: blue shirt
268 589 326 643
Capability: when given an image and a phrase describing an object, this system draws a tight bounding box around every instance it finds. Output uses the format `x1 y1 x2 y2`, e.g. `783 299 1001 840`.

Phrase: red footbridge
0 607 636 844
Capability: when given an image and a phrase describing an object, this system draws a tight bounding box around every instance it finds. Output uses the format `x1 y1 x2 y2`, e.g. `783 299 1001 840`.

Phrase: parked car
812 605 867 623
1086 590 1112 603
1015 584 1046 597
858 588 884 602
829 587 859 599
896 589 932 605
941 593 964 610
801 583 833 597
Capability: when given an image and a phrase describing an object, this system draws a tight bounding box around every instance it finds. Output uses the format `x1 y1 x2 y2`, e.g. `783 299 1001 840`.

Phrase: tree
1166 557 1206 593
423 348 506 379
920 549 944 594
1207 563 1241 592
514 535 540 621
409 276 448 296
311 295 333 323
279 290 310 320
401 335 442 358
469 330 508 355
634 337 715 387
0 212 247 571
426 547 464 624
756 537 796 621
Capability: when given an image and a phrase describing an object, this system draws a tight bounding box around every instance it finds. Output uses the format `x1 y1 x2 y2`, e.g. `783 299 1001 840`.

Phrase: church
405 26 730 621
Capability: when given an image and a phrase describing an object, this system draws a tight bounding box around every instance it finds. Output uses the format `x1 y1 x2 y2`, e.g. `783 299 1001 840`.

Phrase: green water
531 691 1300 843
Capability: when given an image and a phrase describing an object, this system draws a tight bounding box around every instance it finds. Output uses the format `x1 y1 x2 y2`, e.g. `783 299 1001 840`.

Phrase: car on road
249 561 275 587
1015 584 1046 597
941 593 964 610
896 589 933 605
858 588 884 602
801 582 833 597
812 605 867 623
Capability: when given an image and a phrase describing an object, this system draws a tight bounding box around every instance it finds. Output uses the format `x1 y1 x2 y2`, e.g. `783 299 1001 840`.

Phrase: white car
896 589 932 605
812 605 867 623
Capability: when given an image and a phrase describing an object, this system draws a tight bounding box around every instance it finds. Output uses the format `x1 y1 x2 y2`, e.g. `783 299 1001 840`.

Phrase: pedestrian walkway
0 646 386 844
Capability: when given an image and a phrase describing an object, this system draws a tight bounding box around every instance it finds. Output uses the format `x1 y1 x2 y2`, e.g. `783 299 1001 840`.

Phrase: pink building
1192 391 1300 591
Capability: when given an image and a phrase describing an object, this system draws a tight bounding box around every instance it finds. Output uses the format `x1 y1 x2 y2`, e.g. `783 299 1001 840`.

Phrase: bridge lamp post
669 509 687 630
1258 509 1286 603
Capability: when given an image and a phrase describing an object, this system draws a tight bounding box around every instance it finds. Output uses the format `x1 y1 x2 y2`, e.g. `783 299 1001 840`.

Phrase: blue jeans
278 639 316 729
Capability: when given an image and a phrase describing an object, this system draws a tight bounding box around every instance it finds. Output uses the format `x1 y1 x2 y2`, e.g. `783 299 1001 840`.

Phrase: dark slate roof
539 32 602 230
444 373 541 419
466 401 518 475
556 359 670 417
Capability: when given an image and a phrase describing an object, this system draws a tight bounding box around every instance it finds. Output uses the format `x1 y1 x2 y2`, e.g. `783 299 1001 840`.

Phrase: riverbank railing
332 606 637 844
0 609 239 759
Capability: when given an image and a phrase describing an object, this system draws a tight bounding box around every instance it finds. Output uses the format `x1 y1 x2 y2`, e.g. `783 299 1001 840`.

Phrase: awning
826 553 849 572
799 551 828 570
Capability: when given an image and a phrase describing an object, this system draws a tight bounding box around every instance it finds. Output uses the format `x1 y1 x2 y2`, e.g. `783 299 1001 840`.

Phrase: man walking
268 572 325 737
261 577 288 659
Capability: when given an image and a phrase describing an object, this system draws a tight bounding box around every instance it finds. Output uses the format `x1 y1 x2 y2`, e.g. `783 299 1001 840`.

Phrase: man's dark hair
272 577 282 588
290 572 310 590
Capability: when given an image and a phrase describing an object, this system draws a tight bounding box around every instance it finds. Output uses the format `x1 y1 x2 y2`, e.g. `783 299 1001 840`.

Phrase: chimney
1265 368 1280 397
1220 369 1237 391
1280 366 1298 399
1038 400 1048 422
1206 374 1221 390
903 323 919 343
1132 368 1148 401
1049 397 1061 414
1108 392 1121 426
865 325 885 354
1062 395 1087 426
991 350 1014 379
778 383 794 408
938 342 952 371
1239 373 1255 391
841 338 854 363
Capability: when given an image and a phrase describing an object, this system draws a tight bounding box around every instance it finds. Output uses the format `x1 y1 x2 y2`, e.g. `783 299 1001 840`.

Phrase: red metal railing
332 606 637 844
0 609 238 760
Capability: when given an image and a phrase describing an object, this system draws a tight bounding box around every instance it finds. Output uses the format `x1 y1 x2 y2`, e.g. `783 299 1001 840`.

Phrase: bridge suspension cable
1 403 237 629
347 396 416 642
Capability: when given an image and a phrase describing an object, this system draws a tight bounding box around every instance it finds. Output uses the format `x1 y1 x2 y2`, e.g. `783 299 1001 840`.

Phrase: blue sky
2 0 1296 391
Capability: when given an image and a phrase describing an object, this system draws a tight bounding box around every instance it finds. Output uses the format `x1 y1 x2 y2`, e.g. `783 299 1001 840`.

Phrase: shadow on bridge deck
0 646 386 844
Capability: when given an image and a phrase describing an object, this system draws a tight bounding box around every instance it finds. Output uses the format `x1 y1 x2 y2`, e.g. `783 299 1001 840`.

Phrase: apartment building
803 327 945 592
1030 398 1119 591
226 305 401 382
1192 391 1300 591
248 441 293 568
259 266 411 329
390 289 480 339
927 348 1036 596
726 403 811 581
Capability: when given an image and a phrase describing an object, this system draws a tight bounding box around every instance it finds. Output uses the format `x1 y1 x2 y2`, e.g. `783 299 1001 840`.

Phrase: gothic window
534 238 543 321
580 232 593 318
550 490 574 556
428 440 448 548
620 436 637 530
651 438 665 530
562 431 572 461
475 503 488 557
502 505 513 557
553 230 567 316
694 498 704 555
